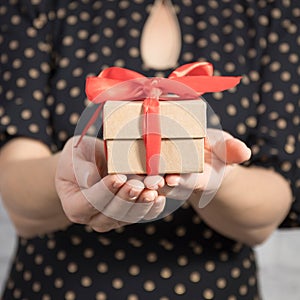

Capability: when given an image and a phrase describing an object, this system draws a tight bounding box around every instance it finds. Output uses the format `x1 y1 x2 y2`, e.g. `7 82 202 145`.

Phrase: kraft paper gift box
103 99 206 175
79 62 242 175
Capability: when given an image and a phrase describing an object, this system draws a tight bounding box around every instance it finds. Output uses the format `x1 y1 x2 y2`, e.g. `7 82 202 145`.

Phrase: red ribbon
78 62 242 175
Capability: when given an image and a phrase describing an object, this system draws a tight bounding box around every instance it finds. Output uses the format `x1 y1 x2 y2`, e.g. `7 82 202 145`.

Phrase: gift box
77 62 242 176
103 99 206 174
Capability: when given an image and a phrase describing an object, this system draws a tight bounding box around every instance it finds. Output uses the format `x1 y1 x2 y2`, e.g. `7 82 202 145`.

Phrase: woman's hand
144 129 251 207
55 136 165 232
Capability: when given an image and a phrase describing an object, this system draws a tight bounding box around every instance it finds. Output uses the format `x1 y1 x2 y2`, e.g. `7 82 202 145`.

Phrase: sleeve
247 4 300 228
0 1 56 150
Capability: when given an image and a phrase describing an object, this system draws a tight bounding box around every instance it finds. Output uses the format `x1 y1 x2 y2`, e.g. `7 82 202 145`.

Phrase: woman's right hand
55 136 165 232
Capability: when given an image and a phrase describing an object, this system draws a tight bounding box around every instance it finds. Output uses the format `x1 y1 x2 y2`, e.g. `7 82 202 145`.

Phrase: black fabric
0 1 299 299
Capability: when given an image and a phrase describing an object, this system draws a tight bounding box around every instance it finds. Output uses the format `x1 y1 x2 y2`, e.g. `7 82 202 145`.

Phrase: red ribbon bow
78 62 242 175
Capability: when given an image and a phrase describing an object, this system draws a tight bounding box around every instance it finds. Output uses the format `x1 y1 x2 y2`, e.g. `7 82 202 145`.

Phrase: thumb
213 137 251 164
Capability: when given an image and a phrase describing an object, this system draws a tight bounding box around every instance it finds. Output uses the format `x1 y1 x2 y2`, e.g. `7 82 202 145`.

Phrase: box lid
103 100 206 139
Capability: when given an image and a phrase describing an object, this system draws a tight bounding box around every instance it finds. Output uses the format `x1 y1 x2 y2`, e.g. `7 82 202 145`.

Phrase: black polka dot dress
0 1 299 300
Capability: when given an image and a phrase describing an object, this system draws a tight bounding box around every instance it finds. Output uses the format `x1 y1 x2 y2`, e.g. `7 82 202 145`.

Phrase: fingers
206 128 251 164
143 195 166 220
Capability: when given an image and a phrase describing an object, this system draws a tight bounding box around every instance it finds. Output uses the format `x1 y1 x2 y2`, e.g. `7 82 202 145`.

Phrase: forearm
189 165 293 246
0 140 71 237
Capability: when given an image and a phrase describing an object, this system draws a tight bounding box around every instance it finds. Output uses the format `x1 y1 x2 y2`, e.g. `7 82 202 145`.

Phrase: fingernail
142 191 157 202
144 175 164 189
167 177 180 187
129 189 139 200
113 174 127 189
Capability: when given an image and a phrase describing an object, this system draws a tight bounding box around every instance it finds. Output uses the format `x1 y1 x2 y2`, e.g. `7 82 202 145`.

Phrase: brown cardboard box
103 99 206 174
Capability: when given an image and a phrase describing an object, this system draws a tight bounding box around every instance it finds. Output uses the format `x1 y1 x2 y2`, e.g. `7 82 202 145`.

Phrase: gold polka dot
203 229 213 239
115 37 126 48
189 271 201 283
139 250 153 262
128 264 140 276
205 261 216 272
281 161 292 172
81 276 92 287
231 267 241 278
127 294 140 300
71 235 82 245
226 104 237 116
44 266 53 276
65 290 76 300
84 248 95 259
160 267 172 279
21 109 32 120
216 277 227 289
68 86 81 98
9 40 19 50
239 284 248 295
203 288 214 299
34 254 44 265
159 239 174 250
163 214 173 222
71 68 83 77
192 214 201 224
174 283 186 295
32 281 41 292
248 275 256 286
242 258 251 269
16 77 26 87
23 270 32 281
59 57 70 68
101 46 112 56
112 278 124 289
26 244 35 255
13 289 21 299
273 90 284 101
219 251 229 262
114 249 126 260
7 125 17 135
16 262 24 272
192 244 203 255
24 48 35 58
98 236 112 246
55 103 66 115
277 118 287 129
67 262 78 273
128 47 139 58
28 68 40 79
96 291 107 300
88 52 99 62
12 58 22 69
47 239 56 249
62 36 74 46
57 250 66 260
97 262 108 273
177 255 188 266
142 280 156 292
54 278 64 288
228 295 237 300
246 116 257 128
42 294 51 300
145 224 156 235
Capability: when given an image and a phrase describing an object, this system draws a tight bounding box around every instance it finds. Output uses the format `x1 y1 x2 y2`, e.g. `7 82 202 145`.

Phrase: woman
0 1 298 299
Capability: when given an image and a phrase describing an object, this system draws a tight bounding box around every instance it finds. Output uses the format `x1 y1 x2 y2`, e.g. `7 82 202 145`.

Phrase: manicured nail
142 191 157 202
113 174 127 189
167 177 180 187
129 189 139 200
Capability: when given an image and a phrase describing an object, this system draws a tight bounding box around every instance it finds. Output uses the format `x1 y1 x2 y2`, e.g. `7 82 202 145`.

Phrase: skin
0 130 292 246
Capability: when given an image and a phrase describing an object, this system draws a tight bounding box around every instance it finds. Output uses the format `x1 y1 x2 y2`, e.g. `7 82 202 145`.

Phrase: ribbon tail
75 103 104 147
143 98 161 175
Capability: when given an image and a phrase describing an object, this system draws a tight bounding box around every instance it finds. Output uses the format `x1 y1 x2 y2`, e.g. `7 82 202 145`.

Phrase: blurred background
1 198 300 299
